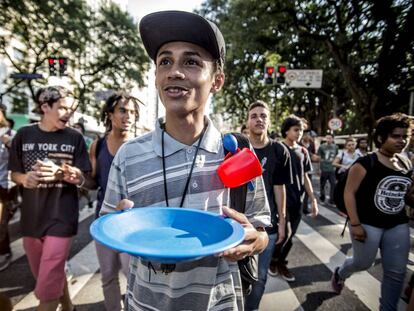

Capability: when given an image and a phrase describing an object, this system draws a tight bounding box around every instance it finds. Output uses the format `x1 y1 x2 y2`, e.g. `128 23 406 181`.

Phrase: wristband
350 223 361 227
76 174 86 189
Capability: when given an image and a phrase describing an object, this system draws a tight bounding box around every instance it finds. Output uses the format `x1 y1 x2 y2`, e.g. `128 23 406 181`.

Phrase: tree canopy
199 0 414 134
77 2 149 113
0 0 149 115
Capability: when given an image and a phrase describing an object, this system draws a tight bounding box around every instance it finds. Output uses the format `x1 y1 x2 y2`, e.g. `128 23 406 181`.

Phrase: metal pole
332 96 337 118
409 91 414 116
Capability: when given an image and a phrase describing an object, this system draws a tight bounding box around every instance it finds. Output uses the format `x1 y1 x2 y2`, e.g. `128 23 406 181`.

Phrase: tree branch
0 78 26 98
1 49 22 72
80 57 117 78
328 0 346 34
377 2 414 83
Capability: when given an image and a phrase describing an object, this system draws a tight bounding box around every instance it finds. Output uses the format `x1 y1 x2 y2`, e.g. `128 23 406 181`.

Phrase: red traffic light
277 66 286 74
58 57 67 76
48 58 56 65
266 66 274 75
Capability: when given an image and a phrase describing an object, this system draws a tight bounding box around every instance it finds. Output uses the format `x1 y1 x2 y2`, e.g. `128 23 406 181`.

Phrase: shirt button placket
186 147 196 206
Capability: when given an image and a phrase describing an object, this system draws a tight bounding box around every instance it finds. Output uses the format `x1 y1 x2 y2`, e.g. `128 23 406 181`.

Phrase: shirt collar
152 116 222 157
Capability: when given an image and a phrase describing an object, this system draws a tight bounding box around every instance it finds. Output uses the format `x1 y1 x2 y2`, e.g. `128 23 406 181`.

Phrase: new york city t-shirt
9 124 91 237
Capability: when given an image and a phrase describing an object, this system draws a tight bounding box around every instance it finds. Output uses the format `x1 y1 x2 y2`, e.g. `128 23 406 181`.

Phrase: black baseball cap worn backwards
139 11 226 66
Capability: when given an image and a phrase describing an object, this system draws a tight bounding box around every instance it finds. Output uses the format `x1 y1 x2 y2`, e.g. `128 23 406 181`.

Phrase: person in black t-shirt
9 86 92 311
269 115 319 282
244 100 292 311
331 113 412 311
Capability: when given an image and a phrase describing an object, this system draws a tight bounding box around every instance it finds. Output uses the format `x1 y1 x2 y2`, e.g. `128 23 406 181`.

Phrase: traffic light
264 66 274 85
276 65 287 85
48 57 57 76
58 57 67 76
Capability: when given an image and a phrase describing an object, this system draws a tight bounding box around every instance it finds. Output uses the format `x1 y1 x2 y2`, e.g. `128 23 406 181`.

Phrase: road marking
260 276 304 311
9 201 411 310
14 241 99 310
296 220 407 310
317 204 414 273
9 206 95 264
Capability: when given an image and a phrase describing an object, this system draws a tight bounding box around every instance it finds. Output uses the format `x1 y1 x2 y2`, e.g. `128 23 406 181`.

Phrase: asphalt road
1 192 413 310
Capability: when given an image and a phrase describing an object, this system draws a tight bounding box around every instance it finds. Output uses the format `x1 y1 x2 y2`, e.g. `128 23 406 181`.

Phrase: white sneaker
268 265 278 277
65 261 74 282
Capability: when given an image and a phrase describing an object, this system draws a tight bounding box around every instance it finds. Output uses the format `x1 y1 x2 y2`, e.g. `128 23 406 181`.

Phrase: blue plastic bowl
90 207 245 263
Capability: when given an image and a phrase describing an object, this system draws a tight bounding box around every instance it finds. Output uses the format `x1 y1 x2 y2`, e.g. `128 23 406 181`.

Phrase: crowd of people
0 9 413 311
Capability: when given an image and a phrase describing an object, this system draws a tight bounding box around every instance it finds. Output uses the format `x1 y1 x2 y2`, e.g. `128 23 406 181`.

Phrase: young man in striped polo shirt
100 10 271 311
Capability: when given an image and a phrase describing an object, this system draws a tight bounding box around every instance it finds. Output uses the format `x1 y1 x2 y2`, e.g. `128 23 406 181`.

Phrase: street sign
285 69 323 88
10 73 43 80
328 118 343 131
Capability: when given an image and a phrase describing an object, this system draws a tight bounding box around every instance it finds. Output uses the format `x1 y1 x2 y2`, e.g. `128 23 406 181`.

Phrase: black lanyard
161 124 207 207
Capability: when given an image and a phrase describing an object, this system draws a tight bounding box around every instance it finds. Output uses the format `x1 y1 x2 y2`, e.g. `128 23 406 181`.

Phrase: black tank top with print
355 153 412 229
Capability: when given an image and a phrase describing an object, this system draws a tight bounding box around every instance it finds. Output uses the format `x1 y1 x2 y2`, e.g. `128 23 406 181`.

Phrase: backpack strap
340 153 376 237
224 133 250 213
368 152 376 170
394 153 413 172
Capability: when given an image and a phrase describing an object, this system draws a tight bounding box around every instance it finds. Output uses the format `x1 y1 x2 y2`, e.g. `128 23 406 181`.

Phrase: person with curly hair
331 113 412 311
9 86 92 311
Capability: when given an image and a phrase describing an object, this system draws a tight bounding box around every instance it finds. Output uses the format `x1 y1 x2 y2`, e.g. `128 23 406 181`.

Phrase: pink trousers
23 236 72 302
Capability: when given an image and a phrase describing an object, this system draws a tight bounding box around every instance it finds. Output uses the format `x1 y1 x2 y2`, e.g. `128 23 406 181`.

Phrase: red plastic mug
217 148 262 188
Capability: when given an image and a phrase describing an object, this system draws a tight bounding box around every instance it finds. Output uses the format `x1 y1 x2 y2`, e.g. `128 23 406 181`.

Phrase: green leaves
0 0 149 115
201 0 413 134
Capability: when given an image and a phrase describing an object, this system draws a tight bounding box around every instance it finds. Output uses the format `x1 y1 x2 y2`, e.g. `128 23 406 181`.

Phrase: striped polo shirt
101 117 270 311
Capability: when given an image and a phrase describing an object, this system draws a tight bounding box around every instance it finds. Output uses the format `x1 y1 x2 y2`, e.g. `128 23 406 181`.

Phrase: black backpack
225 133 250 212
334 152 413 216
224 133 259 296
334 152 413 236
333 153 375 236
333 153 375 216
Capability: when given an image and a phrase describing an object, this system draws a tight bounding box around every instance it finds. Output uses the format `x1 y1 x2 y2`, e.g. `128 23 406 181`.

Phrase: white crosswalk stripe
260 276 304 311
300 205 408 310
8 206 95 265
14 241 99 310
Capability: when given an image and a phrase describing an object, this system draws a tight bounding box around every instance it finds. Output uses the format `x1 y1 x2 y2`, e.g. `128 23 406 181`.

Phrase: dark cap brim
139 11 225 66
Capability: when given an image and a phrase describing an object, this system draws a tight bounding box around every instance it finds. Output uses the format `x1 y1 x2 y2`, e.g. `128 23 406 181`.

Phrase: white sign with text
286 69 323 88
